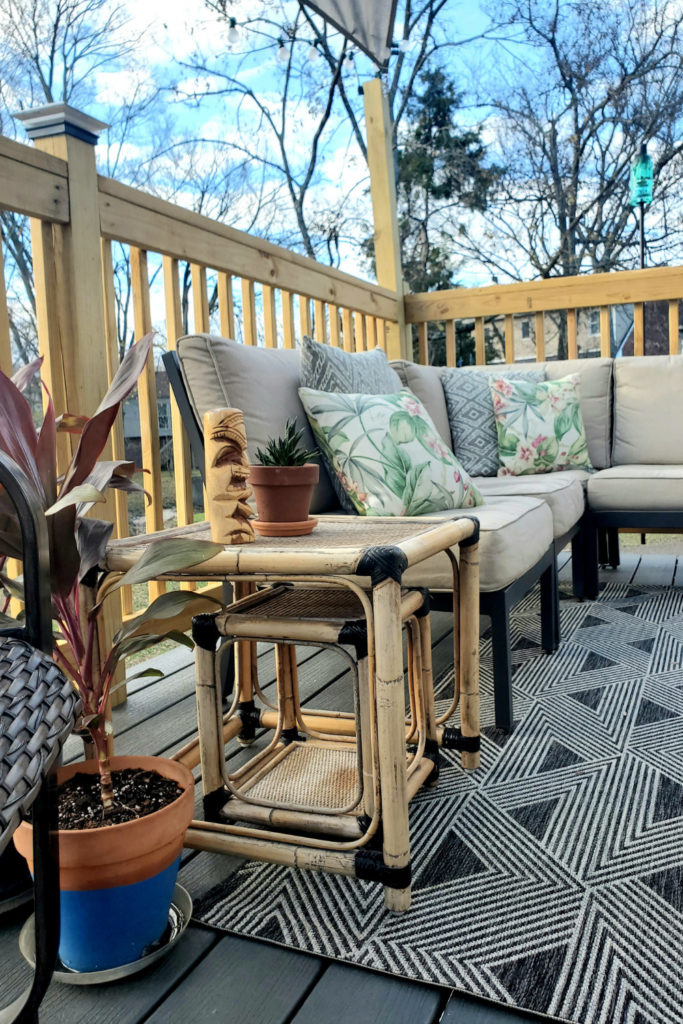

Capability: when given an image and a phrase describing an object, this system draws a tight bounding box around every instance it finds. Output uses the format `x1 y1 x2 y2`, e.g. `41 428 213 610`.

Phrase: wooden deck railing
405 269 683 366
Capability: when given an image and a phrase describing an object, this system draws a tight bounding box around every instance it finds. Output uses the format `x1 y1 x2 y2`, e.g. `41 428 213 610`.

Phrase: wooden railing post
363 78 410 362
15 104 125 704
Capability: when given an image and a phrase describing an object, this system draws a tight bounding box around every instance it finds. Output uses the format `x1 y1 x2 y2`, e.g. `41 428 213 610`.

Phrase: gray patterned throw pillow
300 335 402 395
441 367 546 476
300 336 403 511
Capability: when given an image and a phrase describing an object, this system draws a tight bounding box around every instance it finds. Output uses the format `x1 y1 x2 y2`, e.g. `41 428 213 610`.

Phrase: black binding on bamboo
338 619 368 659
458 515 480 547
354 849 411 889
425 738 441 779
192 613 221 651
237 700 259 742
203 788 226 822
280 726 305 745
441 727 480 752
356 546 408 586
414 587 431 617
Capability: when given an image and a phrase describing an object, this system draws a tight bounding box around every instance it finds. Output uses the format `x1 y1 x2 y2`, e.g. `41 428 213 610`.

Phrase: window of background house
589 309 600 335
521 319 530 339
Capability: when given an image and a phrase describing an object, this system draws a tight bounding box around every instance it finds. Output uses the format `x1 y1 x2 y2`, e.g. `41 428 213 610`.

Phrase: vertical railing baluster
534 312 545 363
445 320 456 367
600 307 611 358
163 256 195 590
217 272 235 338
130 246 165 601
567 308 578 359
668 300 679 355
100 239 132 614
633 302 644 356
474 317 485 365
280 290 295 348
504 313 514 363
263 284 278 348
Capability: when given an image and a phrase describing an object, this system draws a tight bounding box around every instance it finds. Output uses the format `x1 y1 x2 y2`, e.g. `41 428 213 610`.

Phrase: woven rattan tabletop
103 514 478 579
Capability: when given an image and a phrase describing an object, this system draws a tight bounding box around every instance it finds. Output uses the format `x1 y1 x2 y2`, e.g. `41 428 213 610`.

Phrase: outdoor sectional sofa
165 337 683 733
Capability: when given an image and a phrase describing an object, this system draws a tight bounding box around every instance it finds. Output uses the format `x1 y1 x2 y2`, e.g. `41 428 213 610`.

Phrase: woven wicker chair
0 453 80 1023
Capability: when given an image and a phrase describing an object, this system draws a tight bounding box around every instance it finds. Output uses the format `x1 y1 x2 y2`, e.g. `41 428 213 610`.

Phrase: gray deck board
631 552 677 587
599 551 640 586
289 962 443 1024
0 918 217 1024
441 992 563 1023
144 932 324 1024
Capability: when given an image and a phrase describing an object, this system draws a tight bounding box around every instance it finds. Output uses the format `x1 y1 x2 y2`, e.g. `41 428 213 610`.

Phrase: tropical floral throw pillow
298 387 483 516
489 373 593 476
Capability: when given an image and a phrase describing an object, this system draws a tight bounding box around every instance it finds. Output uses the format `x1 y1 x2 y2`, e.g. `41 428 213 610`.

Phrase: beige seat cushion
390 361 452 447
473 472 586 539
612 356 683 465
176 333 338 514
401 495 553 593
588 465 683 511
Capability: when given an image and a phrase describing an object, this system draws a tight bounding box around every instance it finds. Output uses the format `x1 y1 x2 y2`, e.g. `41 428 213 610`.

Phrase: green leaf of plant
113 590 221 642
114 539 225 590
109 668 164 696
389 411 417 444
46 484 106 516
553 409 573 440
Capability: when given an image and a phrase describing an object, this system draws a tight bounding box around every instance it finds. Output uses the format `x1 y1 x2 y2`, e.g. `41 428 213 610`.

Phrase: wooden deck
1 548 680 1024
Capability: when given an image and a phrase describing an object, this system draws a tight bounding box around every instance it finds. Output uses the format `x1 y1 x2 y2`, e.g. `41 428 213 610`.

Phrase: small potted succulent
0 333 223 973
250 419 319 536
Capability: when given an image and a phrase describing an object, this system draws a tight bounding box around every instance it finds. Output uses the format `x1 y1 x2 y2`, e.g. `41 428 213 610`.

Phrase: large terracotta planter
14 755 194 972
250 463 319 536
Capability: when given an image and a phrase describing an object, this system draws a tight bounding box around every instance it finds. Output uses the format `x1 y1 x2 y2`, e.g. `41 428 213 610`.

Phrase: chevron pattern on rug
196 582 683 1024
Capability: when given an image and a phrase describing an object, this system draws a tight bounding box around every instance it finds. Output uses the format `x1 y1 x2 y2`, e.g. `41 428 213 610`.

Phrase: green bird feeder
629 143 653 207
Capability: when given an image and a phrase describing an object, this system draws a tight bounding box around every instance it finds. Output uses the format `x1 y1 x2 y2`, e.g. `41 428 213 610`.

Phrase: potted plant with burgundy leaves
250 418 319 536
0 333 223 973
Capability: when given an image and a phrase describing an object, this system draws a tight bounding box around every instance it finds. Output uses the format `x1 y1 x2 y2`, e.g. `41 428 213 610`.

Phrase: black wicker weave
0 639 80 857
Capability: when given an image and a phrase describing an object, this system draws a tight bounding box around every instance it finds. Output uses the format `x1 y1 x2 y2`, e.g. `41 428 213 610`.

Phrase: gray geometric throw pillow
441 367 546 477
300 335 402 395
300 335 402 511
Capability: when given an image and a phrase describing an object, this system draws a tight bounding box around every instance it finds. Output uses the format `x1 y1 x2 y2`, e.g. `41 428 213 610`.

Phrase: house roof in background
300 0 398 66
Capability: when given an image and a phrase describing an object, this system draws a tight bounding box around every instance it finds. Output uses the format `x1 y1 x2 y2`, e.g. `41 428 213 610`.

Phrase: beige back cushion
612 355 683 465
176 334 338 514
546 358 612 469
390 360 452 447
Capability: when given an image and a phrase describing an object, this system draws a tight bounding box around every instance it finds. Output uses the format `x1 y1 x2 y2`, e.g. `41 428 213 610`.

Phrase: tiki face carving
203 408 254 544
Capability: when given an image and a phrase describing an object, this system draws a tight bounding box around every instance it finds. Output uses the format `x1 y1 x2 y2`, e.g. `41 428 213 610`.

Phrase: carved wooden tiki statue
203 408 255 544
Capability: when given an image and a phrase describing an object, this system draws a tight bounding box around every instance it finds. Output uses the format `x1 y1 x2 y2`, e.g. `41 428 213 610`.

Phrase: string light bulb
343 51 354 69
277 37 289 62
399 38 411 52
307 42 320 62
228 17 239 43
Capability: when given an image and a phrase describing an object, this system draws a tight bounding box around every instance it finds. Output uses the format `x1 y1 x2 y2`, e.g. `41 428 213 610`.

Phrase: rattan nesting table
102 514 480 912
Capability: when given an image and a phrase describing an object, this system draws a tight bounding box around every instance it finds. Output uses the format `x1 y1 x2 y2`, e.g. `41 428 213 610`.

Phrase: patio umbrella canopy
300 0 398 66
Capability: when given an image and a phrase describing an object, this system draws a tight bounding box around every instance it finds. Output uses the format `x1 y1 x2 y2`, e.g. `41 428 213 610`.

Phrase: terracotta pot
14 755 194 972
250 463 319 536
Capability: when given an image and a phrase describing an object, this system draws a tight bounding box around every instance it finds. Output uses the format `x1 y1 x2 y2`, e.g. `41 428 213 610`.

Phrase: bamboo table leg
372 577 411 912
459 537 480 771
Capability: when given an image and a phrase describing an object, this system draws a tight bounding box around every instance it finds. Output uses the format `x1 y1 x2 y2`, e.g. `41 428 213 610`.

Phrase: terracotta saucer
252 517 318 537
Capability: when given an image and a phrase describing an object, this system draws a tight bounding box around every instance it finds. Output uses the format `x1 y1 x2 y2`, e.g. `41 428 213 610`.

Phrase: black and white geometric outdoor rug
196 581 683 1024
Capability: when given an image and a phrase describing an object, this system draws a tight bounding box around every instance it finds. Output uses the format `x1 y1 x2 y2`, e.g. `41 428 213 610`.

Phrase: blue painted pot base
59 858 180 972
